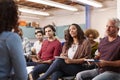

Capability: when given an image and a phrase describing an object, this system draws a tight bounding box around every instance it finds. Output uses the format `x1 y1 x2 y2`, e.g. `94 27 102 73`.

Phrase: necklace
72 44 78 52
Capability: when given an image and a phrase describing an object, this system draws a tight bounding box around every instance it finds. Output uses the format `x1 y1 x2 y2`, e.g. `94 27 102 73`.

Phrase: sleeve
61 43 68 57
24 38 32 56
52 41 62 60
84 40 91 58
38 41 44 59
33 42 36 48
31 41 36 53
6 34 28 80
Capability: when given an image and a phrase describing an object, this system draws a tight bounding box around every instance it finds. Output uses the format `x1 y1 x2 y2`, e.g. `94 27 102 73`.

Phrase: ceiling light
18 8 50 16
74 0 103 8
19 16 40 19
26 0 78 11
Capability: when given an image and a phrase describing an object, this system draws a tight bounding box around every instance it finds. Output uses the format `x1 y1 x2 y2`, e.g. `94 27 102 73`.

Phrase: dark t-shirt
98 36 120 73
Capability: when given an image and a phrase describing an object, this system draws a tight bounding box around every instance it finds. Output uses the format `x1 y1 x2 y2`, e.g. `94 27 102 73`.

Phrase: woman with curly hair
85 29 99 58
0 0 27 80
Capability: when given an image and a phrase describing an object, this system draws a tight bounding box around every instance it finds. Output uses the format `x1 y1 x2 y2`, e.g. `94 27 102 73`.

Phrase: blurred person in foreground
0 0 27 80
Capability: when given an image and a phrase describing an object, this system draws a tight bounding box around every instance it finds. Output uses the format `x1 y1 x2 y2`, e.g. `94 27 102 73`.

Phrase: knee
32 68 40 76
76 72 82 80
53 58 64 64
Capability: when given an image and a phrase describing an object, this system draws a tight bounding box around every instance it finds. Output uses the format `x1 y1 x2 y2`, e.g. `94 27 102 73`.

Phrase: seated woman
85 29 99 58
37 23 91 80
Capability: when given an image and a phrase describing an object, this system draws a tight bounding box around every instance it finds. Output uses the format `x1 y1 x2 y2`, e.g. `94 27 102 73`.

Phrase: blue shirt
0 32 27 80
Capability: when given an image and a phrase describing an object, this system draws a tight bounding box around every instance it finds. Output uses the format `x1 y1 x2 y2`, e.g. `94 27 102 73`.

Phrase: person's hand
32 58 38 62
65 58 72 64
37 59 43 63
60 53 67 59
95 60 108 67
60 53 65 57
41 60 52 64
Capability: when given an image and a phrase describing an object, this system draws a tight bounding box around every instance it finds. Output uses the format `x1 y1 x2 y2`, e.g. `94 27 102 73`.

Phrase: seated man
76 18 120 80
27 25 62 80
31 30 44 55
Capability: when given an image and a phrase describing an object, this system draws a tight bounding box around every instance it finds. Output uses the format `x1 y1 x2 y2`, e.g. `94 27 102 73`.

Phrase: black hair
43 25 56 36
0 0 18 33
35 30 44 35
66 23 86 49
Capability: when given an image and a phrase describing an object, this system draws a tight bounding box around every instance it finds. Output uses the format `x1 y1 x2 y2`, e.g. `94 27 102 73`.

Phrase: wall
91 7 117 40
19 13 44 26
39 9 86 27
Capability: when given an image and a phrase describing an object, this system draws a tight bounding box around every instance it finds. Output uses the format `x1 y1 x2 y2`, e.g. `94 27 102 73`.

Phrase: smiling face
69 25 78 38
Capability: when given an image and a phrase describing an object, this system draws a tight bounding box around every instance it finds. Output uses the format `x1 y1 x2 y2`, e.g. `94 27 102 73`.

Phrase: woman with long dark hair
37 23 91 80
0 0 27 80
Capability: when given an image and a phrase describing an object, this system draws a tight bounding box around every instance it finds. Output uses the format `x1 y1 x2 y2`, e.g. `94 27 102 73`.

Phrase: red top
38 39 62 61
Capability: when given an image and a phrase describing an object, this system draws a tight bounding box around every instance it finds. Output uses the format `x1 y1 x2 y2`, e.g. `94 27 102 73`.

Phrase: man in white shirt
31 30 44 54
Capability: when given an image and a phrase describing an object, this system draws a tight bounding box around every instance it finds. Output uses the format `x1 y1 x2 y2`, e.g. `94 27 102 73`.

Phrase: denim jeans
76 68 120 80
76 69 98 80
31 63 50 80
93 71 120 80
37 58 84 80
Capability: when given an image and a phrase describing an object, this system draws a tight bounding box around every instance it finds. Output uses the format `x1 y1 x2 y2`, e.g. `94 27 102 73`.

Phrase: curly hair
65 23 86 49
0 0 18 33
85 29 99 39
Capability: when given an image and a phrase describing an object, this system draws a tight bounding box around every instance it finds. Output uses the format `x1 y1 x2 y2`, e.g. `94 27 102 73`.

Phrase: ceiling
16 0 106 11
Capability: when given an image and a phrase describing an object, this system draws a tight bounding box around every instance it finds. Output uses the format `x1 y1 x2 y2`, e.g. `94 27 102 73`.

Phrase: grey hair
111 18 120 28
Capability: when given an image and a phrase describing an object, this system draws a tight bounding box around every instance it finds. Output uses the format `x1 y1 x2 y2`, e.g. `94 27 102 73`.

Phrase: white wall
39 9 86 27
91 7 117 40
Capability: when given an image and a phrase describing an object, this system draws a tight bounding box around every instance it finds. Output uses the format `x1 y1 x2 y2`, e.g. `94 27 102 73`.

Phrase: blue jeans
37 58 85 80
76 68 120 80
31 63 50 80
27 62 39 66
51 71 64 80
93 71 120 80
76 69 98 80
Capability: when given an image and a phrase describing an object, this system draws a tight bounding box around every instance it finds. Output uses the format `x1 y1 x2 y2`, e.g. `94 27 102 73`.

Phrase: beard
107 30 117 37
